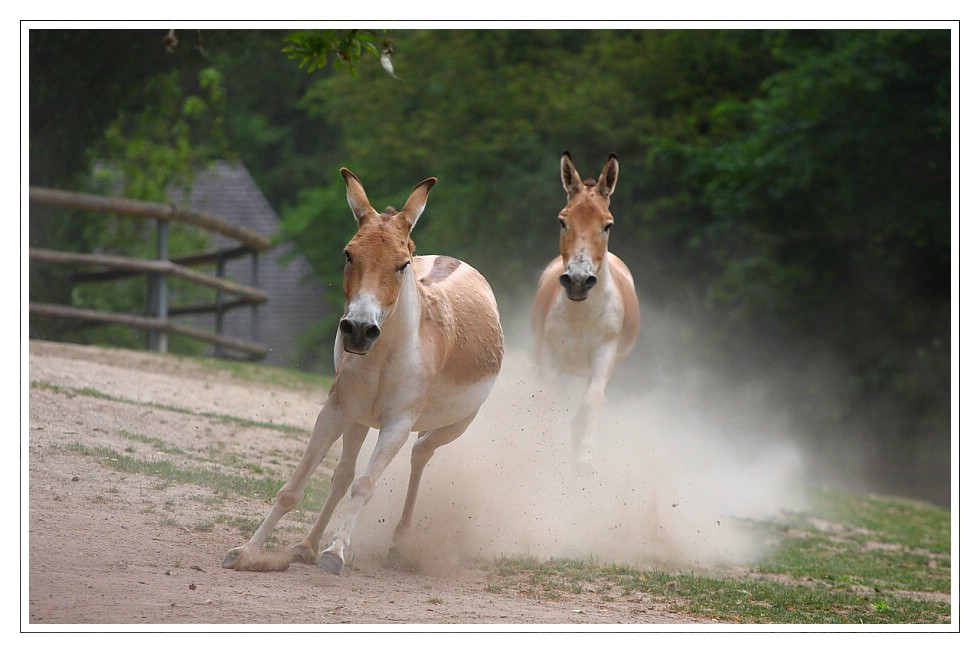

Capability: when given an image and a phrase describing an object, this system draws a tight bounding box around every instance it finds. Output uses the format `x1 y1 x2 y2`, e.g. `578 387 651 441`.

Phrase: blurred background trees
28 27 952 504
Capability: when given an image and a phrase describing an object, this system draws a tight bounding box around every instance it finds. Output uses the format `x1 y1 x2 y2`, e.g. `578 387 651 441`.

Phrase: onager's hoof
384 546 418 572
222 547 245 569
317 550 345 575
222 545 291 572
291 542 318 565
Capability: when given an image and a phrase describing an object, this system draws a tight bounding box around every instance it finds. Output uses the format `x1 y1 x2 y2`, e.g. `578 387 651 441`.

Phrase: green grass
486 490 952 625
32 380 310 437
62 443 286 500
193 356 330 392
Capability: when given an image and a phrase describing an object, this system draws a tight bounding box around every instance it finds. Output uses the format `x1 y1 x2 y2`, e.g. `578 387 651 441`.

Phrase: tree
665 29 951 500
273 28 951 502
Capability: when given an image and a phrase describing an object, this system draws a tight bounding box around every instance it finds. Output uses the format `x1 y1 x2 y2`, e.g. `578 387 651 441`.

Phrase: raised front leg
318 415 415 575
290 421 370 564
222 401 347 571
571 343 618 473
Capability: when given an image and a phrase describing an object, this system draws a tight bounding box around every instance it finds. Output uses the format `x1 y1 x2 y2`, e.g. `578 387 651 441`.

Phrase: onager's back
224 169 503 575
414 255 505 391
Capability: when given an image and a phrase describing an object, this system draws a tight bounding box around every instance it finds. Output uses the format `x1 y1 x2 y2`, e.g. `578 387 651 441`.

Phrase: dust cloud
344 302 810 574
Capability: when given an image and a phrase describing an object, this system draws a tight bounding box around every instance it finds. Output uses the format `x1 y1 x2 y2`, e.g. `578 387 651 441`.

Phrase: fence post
30 186 270 359
214 254 226 358
148 217 169 353
250 250 260 346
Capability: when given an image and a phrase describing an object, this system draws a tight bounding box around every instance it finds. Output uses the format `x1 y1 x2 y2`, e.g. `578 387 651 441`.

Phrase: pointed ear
340 168 377 224
561 151 583 197
597 153 619 199
400 177 437 232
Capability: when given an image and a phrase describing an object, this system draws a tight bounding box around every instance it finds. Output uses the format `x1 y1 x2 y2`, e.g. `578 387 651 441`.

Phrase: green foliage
282 29 391 75
29 29 186 187
88 66 232 200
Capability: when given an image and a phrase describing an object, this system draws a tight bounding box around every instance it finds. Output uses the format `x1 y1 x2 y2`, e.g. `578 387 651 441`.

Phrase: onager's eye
396 260 411 274
603 223 613 234
558 217 568 231
344 250 352 264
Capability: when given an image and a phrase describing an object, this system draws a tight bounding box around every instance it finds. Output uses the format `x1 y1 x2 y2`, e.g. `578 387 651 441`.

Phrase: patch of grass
756 493 951 596
119 430 187 456
194 357 331 393
32 381 309 437
62 443 284 501
487 489 951 625
217 514 263 538
811 489 951 553
61 436 338 541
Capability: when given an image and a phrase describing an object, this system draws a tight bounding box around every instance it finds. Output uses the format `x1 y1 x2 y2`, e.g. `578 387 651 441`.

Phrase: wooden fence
29 186 271 359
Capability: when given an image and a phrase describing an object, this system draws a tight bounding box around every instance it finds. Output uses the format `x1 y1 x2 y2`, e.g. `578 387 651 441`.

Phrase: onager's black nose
339 318 381 354
559 272 598 301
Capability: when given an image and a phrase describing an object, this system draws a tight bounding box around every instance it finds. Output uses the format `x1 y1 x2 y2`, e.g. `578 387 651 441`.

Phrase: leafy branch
282 29 396 77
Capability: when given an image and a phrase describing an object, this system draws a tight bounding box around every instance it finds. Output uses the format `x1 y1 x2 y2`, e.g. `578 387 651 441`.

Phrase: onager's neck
379 266 423 353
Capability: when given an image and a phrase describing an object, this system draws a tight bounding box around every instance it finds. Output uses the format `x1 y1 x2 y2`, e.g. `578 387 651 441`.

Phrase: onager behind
531 151 640 471
223 168 504 575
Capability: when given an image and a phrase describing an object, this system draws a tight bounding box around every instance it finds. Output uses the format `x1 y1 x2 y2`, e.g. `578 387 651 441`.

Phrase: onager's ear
340 168 377 225
400 177 438 232
596 153 619 199
560 151 583 197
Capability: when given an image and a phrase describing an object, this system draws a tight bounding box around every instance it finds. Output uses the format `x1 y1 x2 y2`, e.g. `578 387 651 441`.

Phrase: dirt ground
26 340 718 629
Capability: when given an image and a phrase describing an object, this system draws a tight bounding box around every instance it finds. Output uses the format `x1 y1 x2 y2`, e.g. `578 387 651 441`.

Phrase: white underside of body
540 265 625 378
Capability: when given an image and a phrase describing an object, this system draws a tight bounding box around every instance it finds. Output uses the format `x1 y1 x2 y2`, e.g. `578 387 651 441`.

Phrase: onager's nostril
583 275 598 290
365 325 381 342
559 274 573 289
339 319 355 336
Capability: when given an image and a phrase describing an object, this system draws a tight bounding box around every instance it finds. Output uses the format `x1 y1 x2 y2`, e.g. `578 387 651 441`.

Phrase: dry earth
26 340 720 629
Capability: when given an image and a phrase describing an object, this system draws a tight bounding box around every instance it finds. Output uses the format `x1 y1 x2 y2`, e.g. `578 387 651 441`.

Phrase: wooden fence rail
29 186 271 359
29 187 271 250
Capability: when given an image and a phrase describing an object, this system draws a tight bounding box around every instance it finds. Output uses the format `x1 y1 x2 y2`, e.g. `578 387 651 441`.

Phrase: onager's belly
412 376 498 432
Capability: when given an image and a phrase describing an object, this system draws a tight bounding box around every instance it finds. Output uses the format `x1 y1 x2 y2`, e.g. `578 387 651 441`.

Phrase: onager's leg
318 415 415 575
222 402 346 571
387 412 478 568
290 421 370 564
571 343 618 472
